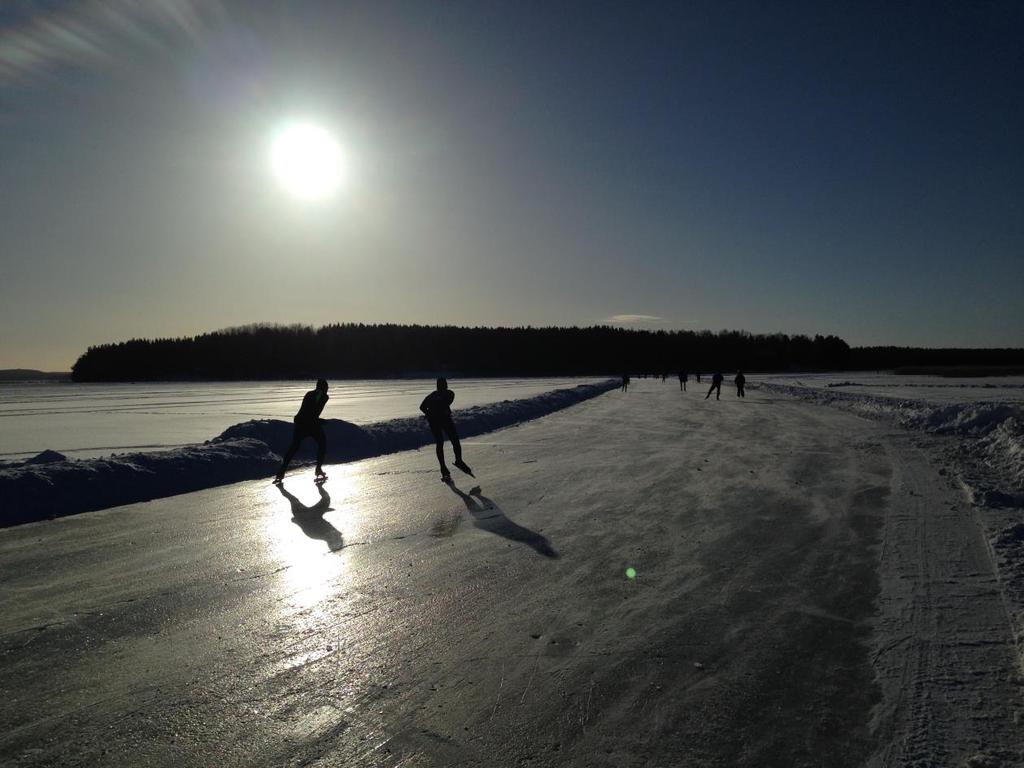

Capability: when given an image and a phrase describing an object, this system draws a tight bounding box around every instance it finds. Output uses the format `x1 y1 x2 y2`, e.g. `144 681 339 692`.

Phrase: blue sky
1 1 1022 369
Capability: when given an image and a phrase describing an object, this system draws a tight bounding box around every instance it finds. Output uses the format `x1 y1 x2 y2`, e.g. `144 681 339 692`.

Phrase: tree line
70 323 1021 382
849 346 1024 374
71 323 855 381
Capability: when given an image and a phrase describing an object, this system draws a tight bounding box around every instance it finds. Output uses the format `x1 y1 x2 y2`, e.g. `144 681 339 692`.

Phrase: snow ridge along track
0 380 618 526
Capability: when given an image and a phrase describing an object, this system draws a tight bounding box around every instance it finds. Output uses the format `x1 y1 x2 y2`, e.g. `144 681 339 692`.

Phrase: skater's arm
314 393 328 419
419 393 433 416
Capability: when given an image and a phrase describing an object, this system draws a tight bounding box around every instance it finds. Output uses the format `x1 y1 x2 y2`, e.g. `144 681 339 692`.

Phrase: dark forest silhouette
68 323 1023 382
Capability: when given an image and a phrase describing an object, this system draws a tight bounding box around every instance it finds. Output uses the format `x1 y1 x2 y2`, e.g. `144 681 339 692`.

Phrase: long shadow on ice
446 483 558 559
276 483 344 552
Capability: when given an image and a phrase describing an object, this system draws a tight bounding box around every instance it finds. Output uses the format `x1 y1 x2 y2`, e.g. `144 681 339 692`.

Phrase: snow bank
762 381 1021 432
217 379 618 461
757 382 1024 506
0 380 618 526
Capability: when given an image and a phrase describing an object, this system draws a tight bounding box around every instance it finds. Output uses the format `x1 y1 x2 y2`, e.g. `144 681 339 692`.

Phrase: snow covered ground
758 372 1024 406
1 380 1021 766
0 377 605 460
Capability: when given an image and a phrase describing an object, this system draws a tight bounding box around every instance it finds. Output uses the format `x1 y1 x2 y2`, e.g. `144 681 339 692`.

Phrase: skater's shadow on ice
446 483 559 559
277 483 344 552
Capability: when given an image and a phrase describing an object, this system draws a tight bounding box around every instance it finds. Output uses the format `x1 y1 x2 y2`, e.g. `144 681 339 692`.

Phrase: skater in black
735 371 746 398
705 371 723 400
274 378 329 483
421 377 472 480
621 373 630 392
678 371 688 391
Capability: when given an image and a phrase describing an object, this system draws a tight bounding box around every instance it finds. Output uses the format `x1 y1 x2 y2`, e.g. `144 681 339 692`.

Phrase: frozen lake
0 378 603 460
3 379 1022 766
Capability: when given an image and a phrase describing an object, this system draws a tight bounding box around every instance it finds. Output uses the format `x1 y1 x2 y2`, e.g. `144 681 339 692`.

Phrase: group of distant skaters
620 370 745 399
275 370 746 484
273 377 472 484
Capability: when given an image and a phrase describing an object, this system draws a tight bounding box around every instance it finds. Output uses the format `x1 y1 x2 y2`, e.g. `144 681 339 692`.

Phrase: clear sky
1 1 1022 370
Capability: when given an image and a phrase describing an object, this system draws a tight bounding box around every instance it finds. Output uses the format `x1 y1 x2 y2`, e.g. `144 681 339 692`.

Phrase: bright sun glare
270 122 344 201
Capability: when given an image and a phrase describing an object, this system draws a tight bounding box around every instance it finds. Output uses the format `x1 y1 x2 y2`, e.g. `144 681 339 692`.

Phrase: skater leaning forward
420 377 472 480
274 378 329 484
705 371 724 400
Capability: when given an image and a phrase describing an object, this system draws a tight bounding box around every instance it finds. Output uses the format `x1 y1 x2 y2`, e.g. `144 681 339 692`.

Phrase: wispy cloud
602 314 670 326
0 1 223 83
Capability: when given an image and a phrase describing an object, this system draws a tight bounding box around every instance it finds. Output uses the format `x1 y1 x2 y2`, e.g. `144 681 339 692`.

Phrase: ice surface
0 379 618 526
3 380 1021 765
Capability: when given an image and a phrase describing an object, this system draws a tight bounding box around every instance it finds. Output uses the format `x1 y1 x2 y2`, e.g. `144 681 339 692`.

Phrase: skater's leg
429 421 448 472
313 424 327 472
445 419 463 462
446 420 473 474
277 429 303 478
705 384 714 399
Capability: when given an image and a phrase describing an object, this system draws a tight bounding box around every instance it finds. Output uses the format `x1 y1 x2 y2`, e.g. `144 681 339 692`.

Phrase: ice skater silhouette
678 371 688 391
421 377 472 480
621 373 630 392
274 378 329 483
705 372 723 400
735 371 746 398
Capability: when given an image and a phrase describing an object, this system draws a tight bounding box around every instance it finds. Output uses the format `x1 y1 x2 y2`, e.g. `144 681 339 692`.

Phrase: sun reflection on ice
264 467 363 611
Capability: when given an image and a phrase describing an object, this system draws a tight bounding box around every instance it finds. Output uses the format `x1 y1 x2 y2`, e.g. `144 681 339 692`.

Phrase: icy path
1 381 1021 767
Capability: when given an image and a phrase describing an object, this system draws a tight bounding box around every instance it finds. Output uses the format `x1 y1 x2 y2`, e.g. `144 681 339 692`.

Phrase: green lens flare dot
626 567 637 580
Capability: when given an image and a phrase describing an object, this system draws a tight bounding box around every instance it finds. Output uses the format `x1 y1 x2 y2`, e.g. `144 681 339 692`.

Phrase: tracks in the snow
868 438 1023 767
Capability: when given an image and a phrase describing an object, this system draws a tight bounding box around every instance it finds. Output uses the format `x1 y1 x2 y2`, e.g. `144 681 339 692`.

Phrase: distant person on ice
735 371 746 398
421 378 473 480
705 371 724 400
621 373 630 392
274 378 329 484
678 371 688 391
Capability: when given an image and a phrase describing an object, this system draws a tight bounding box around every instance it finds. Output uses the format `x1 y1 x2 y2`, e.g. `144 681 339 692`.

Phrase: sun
270 122 344 200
